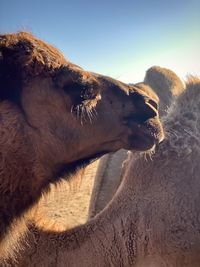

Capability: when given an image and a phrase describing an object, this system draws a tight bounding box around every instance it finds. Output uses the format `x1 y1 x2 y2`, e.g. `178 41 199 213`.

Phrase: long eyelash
86 108 93 124
77 105 81 123
73 104 98 126
91 106 98 118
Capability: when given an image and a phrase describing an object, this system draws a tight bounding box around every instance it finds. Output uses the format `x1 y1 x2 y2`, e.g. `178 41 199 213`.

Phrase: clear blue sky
1 0 200 82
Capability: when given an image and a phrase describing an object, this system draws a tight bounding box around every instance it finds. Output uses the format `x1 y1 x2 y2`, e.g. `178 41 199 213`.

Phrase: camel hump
144 65 184 97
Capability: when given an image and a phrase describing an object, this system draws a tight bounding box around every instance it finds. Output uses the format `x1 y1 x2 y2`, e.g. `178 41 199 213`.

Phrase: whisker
79 105 84 126
88 109 94 124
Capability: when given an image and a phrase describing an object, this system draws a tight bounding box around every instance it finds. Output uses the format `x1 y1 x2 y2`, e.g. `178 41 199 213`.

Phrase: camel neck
0 107 43 241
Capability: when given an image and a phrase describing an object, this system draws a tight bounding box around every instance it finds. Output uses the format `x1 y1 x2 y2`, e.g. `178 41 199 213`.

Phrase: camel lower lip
128 133 156 151
126 121 163 151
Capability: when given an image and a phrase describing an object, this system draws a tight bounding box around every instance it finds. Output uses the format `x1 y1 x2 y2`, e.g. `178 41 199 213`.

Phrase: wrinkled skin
0 32 164 259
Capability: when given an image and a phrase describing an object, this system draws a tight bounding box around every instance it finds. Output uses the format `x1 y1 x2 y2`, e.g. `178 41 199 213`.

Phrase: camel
0 32 164 262
24 67 182 233
16 77 200 267
33 85 160 229
89 66 184 218
18 68 169 231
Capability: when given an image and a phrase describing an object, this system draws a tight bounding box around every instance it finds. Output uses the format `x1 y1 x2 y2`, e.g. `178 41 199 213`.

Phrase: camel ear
53 65 100 108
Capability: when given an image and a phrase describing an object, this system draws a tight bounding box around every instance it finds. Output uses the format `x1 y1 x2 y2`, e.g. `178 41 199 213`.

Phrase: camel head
0 32 164 177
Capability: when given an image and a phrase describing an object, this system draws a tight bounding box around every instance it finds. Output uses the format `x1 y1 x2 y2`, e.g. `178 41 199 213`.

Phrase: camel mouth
124 117 164 151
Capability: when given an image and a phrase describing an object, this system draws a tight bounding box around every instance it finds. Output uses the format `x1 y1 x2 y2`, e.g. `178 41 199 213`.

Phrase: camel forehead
92 73 131 93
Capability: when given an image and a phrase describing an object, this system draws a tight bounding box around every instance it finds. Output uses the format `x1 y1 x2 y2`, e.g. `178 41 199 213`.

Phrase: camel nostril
143 103 158 121
129 91 158 122
148 99 158 111
126 103 158 125
144 102 158 119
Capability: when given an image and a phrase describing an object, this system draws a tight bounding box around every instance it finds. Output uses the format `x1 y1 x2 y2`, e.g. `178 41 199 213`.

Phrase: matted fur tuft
0 31 66 77
158 76 200 158
167 76 200 120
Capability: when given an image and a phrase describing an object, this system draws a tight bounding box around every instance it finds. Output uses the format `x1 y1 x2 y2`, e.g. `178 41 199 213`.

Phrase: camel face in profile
0 32 164 250
0 33 163 167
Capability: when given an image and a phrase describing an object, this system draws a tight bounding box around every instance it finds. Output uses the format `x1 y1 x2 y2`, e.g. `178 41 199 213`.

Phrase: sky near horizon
1 0 200 83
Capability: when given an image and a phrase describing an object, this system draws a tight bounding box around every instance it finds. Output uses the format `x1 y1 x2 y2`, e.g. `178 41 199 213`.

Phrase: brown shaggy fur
0 32 164 262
